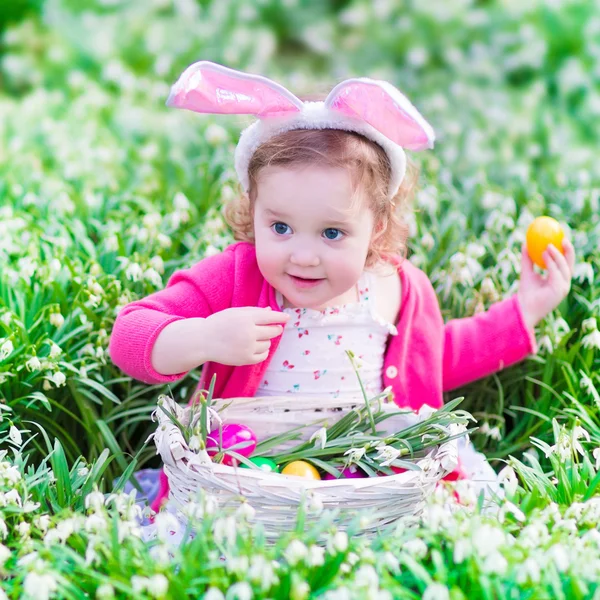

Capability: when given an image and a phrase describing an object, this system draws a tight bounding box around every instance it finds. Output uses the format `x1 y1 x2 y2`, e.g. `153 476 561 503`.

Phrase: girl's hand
517 238 576 331
205 307 290 366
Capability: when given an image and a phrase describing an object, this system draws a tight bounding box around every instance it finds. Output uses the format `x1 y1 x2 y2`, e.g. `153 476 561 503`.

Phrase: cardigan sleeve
108 246 236 385
442 294 538 391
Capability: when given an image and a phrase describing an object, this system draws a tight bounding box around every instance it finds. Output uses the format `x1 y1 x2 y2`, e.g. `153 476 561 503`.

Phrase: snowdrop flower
47 372 67 388
96 583 116 600
0 544 10 568
354 564 379 588
481 551 508 575
516 556 541 584
290 575 310 600
285 539 308 566
48 342 62 359
131 574 169 598
422 583 450 600
582 328 600 350
582 317 599 333
203 589 225 600
25 356 42 371
236 501 255 522
453 538 471 564
343 447 366 463
497 465 518 496
23 571 59 600
49 312 65 328
309 427 327 449
573 262 594 285
420 232 435 251
8 426 22 446
0 339 14 361
580 372 597 396
327 530 348 554
593 448 600 469
213 516 237 547
307 544 325 567
373 444 401 466
125 262 143 282
548 544 570 572
224 581 252 600
403 538 428 559
498 501 525 523
472 524 505 557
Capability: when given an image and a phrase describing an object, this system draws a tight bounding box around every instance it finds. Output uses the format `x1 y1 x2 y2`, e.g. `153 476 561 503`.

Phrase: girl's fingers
251 350 270 364
254 341 271 354
562 238 576 271
547 244 571 282
543 249 562 284
256 324 284 340
521 244 535 281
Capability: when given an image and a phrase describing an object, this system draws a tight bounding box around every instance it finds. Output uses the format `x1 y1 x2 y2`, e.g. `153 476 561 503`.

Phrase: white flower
593 448 600 470
498 501 526 523
453 538 471 564
23 571 59 600
309 427 327 449
580 372 598 396
285 539 308 566
472 524 505 557
548 544 570 572
49 313 65 328
224 581 253 600
343 447 366 463
582 329 600 351
290 575 310 600
582 317 598 333
0 544 10 568
307 544 325 567
173 192 190 211
573 262 594 285
422 583 450 600
203 588 225 600
0 339 14 361
481 551 508 575
96 583 115 599
8 426 22 446
327 531 348 554
403 538 428 559
354 564 379 588
48 342 62 359
125 262 143 282
48 372 67 388
373 444 401 466
516 556 541 584
25 356 42 371
497 465 518 496
235 501 255 521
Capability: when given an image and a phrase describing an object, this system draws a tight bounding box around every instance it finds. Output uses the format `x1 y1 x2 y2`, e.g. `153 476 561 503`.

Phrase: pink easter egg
207 424 257 466
324 465 366 480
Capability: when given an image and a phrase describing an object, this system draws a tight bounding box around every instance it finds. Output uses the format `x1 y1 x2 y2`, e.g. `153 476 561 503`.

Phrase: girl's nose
289 248 321 267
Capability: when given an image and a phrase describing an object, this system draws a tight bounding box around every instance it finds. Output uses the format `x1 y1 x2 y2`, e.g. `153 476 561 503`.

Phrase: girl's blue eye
323 228 343 241
272 222 291 235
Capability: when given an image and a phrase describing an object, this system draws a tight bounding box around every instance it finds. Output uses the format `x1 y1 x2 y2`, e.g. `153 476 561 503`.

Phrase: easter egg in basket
240 456 279 473
207 423 257 466
281 460 321 480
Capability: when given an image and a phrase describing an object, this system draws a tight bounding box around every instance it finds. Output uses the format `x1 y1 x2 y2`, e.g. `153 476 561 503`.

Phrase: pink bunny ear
325 78 435 150
166 61 303 118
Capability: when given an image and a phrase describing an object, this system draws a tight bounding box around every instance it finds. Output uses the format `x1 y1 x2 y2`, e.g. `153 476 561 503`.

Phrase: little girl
108 61 575 510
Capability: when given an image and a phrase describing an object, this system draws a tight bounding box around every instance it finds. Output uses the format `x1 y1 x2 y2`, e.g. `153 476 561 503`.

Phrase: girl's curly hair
223 127 419 268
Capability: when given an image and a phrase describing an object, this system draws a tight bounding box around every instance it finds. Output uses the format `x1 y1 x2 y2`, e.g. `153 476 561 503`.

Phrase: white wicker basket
153 395 459 536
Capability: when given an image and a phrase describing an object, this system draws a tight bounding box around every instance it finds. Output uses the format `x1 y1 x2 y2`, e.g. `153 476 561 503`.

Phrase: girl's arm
442 294 537 391
108 248 236 385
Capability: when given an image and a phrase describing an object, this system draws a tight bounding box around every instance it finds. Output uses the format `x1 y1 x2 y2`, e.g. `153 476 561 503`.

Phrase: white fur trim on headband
234 102 407 199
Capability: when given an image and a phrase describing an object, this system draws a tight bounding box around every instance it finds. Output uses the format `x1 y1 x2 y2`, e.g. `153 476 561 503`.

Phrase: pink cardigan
109 241 537 410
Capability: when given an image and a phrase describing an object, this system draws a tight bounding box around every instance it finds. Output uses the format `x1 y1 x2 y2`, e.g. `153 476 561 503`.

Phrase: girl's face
253 165 375 310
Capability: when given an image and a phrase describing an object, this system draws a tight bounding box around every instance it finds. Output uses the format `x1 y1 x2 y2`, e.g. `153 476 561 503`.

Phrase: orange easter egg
526 216 565 269
281 460 321 480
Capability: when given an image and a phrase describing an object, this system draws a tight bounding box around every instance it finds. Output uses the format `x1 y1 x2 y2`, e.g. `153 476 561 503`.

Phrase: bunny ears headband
166 61 435 200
